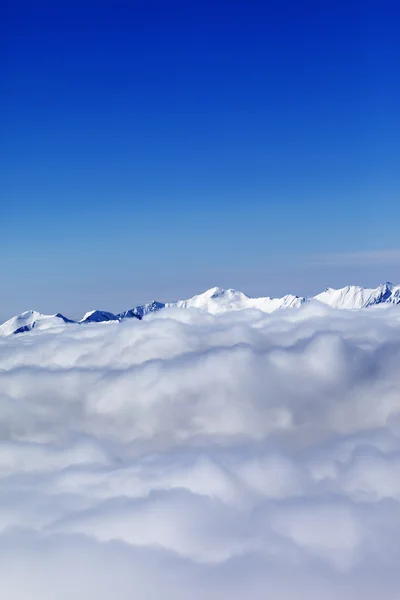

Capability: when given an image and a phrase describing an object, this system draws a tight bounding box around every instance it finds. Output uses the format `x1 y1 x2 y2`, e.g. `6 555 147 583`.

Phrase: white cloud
1 305 400 598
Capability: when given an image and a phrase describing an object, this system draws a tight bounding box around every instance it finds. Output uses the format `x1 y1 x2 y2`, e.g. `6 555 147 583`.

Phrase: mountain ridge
2 282 400 336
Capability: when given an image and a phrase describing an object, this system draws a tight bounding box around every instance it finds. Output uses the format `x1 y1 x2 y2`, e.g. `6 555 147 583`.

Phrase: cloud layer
1 304 400 598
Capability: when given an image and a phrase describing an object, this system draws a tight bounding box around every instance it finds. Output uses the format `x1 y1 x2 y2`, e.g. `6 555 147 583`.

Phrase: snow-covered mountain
80 310 120 324
118 300 165 320
168 287 306 314
2 283 400 337
80 302 164 324
314 282 400 309
0 311 74 336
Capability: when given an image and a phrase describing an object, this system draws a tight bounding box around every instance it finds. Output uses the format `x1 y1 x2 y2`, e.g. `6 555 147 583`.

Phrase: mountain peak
170 287 305 314
314 282 400 309
80 310 119 324
379 281 394 290
203 287 229 298
0 311 74 336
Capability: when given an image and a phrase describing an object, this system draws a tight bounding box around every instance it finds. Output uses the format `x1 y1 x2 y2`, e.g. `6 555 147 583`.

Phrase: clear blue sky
2 0 400 320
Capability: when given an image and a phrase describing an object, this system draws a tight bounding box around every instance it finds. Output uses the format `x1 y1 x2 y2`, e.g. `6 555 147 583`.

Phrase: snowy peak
313 282 400 309
80 310 120 324
118 301 164 320
171 287 250 313
169 287 307 314
0 310 74 336
204 287 241 300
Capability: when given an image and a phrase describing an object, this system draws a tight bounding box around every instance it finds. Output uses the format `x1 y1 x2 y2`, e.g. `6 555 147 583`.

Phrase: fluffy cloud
1 304 400 598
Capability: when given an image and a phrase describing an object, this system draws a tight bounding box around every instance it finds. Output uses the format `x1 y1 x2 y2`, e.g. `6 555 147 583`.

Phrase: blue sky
2 0 400 319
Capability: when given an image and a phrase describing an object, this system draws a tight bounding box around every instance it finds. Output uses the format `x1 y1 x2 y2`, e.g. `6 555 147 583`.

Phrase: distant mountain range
1 282 400 337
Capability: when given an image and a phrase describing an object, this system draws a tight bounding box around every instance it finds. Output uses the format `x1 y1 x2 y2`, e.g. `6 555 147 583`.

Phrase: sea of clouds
1 303 400 599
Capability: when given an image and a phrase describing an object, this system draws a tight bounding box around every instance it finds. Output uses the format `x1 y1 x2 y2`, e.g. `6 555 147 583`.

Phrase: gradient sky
2 0 400 320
